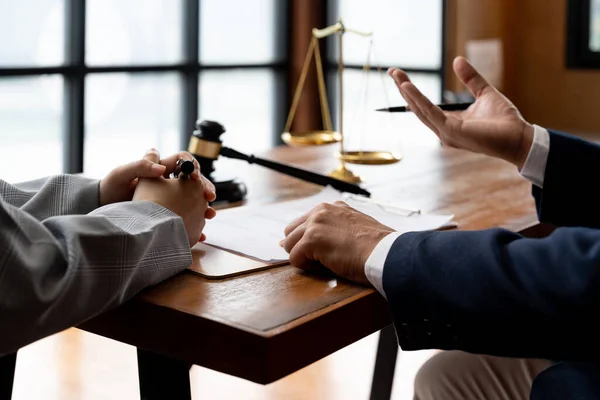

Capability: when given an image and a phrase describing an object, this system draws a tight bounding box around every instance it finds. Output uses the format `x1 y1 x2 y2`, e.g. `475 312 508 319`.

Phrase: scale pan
281 130 341 147
337 151 402 165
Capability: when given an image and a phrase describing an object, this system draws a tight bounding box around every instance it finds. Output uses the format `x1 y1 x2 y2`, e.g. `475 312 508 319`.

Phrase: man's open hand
389 56 534 169
281 201 395 286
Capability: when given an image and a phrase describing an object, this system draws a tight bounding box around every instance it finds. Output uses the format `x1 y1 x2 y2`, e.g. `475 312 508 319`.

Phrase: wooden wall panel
445 0 513 93
288 0 326 134
446 0 600 136
511 0 600 135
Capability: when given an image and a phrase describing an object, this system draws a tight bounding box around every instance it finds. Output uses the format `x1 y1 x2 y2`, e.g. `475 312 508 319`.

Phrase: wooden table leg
369 325 399 400
0 352 17 400
137 348 192 400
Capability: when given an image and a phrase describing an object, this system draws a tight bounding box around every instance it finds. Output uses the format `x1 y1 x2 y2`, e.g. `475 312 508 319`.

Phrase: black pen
172 158 195 179
375 102 473 113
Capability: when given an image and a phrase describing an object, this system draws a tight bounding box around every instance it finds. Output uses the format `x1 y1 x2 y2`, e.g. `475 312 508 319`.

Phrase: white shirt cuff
364 231 403 300
519 124 550 189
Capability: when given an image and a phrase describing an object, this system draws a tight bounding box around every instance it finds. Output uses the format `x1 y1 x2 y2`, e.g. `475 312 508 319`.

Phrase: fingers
283 206 318 236
389 69 439 135
143 148 161 164
205 207 217 220
453 56 493 98
201 175 217 202
160 151 201 180
400 81 447 132
387 67 411 85
288 237 314 270
388 68 413 105
141 148 166 176
155 151 216 201
114 158 166 184
399 84 440 135
281 222 306 254
283 204 331 268
116 148 167 181
199 208 217 245
333 200 351 208
201 175 215 193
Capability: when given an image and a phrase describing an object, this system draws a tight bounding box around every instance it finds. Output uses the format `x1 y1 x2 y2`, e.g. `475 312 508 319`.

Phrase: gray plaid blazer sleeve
0 175 100 219
0 177 192 354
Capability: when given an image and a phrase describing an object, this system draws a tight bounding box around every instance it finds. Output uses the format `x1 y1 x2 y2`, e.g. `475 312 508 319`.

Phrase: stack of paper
203 187 454 262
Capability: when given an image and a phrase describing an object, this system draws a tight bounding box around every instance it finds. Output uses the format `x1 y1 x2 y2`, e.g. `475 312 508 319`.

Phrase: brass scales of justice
281 18 402 183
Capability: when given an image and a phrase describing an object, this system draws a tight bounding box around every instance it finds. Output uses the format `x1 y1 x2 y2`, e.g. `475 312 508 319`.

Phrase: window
567 0 600 68
0 76 64 183
0 0 65 67
0 0 287 183
84 73 182 174
199 70 279 154
326 0 445 149
591 0 600 51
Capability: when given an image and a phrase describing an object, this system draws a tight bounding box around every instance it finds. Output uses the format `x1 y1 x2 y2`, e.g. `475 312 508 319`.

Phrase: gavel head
187 120 225 179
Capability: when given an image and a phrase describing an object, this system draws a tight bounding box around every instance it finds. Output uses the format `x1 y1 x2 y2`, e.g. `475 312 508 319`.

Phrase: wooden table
55 144 546 398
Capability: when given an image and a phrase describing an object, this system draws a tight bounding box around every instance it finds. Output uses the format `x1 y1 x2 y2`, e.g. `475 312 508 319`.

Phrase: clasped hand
99 149 216 247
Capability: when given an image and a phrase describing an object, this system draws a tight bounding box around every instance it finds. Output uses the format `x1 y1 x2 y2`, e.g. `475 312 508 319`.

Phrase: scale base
337 151 402 165
328 164 362 184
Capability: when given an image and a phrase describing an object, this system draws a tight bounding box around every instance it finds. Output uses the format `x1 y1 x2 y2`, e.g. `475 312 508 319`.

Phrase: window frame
566 0 600 69
324 0 447 107
0 0 290 173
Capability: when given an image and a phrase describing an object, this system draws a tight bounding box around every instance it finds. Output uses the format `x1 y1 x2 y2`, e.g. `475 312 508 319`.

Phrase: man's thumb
453 56 493 98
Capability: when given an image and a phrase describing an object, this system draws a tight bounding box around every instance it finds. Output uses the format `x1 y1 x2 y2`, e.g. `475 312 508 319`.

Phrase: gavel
186 120 371 203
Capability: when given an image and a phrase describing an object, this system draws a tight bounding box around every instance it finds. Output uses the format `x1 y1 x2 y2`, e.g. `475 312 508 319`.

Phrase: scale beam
312 20 372 39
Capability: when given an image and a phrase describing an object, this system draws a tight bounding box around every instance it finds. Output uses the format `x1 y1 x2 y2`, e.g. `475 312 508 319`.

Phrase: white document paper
203 187 454 262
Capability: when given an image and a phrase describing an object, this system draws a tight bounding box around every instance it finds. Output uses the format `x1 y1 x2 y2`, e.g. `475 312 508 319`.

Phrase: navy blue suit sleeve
534 130 600 228
383 227 600 361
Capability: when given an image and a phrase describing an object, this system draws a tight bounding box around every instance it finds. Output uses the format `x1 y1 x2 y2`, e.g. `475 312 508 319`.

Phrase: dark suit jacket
383 129 600 363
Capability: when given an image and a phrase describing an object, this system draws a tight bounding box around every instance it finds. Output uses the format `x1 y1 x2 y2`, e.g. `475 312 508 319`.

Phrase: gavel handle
219 147 371 197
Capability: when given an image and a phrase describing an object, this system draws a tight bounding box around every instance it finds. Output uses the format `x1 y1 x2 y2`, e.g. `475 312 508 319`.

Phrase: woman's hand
99 154 167 206
99 149 216 218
